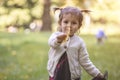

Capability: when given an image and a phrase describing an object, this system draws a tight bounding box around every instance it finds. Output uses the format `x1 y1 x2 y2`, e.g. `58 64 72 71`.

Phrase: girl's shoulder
74 35 86 48
73 35 84 42
70 35 86 48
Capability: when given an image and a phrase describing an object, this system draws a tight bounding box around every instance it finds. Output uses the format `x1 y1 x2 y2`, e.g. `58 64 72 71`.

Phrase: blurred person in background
96 29 107 45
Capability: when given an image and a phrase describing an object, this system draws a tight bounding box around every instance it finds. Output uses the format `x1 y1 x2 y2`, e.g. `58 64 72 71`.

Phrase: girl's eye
64 21 68 24
72 22 77 24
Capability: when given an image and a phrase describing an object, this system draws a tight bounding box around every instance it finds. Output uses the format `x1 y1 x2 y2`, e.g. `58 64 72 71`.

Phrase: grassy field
0 32 120 80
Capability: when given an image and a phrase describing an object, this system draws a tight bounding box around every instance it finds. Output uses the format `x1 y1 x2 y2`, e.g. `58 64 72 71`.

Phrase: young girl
47 6 104 80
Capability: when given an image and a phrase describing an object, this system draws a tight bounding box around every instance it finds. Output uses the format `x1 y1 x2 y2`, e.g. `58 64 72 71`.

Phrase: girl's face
60 13 81 36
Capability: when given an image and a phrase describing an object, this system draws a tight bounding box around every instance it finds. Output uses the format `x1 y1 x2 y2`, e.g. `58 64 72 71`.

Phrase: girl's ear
58 21 61 25
78 23 82 29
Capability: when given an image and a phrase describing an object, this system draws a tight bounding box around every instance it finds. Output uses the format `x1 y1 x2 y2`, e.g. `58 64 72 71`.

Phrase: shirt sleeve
48 32 61 49
78 40 100 77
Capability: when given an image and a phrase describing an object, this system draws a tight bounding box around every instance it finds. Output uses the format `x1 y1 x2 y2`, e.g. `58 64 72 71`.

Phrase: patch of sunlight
80 23 120 35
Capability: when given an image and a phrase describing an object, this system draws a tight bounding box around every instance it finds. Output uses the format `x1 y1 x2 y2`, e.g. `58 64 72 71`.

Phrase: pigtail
53 7 62 14
81 9 91 13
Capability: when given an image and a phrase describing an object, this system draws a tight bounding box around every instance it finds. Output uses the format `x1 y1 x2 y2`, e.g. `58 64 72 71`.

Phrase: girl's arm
48 32 67 48
78 40 101 77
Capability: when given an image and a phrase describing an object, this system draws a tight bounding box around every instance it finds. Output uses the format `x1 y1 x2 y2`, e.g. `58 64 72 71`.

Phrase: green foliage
10 9 31 25
0 32 120 80
0 9 31 28
0 7 9 15
31 5 43 19
0 0 43 29
51 0 66 6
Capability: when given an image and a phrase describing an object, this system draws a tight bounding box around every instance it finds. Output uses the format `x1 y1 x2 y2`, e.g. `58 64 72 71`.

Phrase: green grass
0 32 120 80
0 32 50 80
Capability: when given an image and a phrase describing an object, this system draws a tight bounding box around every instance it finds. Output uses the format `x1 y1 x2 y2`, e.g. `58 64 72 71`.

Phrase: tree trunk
41 0 52 31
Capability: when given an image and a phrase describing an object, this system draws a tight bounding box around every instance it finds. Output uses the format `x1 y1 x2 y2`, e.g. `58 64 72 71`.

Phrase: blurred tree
41 0 52 31
52 0 66 7
0 0 43 29
0 0 120 31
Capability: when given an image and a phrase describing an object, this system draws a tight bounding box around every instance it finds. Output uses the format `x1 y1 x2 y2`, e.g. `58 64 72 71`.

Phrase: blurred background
0 0 120 34
0 0 120 80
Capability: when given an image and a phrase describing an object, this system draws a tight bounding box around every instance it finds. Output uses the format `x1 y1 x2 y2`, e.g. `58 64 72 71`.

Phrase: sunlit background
0 0 120 80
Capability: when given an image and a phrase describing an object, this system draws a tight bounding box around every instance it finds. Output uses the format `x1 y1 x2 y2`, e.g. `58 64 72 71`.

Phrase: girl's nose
67 22 71 27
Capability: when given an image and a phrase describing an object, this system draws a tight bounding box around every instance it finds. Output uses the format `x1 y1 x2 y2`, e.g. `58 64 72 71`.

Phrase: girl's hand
92 71 108 80
57 33 67 43
96 73 104 78
92 72 107 80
